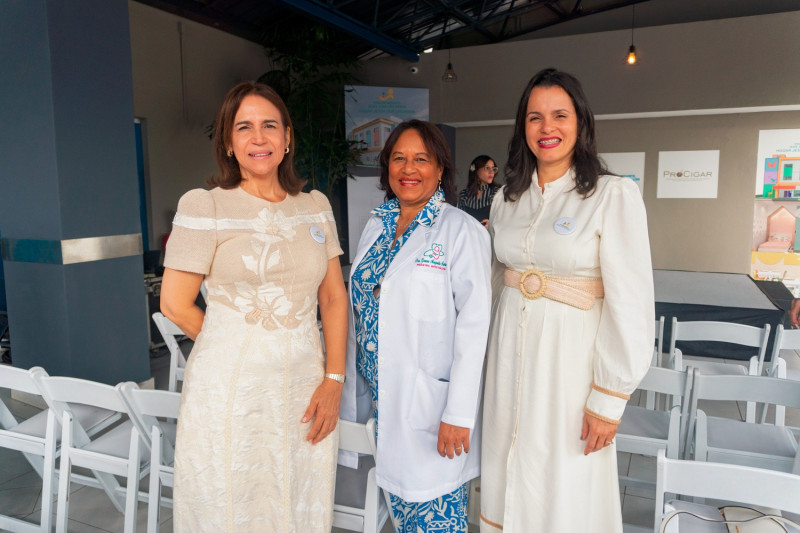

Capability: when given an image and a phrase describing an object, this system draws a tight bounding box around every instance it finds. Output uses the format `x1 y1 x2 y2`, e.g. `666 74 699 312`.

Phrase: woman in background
457 154 500 229
480 68 654 532
161 81 347 532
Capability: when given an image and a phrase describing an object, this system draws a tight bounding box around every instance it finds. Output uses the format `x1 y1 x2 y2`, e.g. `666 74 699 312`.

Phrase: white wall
356 11 800 273
128 1 269 247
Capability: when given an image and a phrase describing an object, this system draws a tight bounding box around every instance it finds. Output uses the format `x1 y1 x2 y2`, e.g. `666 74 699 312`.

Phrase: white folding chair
762 324 800 425
669 319 770 379
0 366 122 533
31 371 147 533
119 384 180 533
655 449 800 533
687 370 800 474
0 365 58 533
152 312 189 392
617 367 693 489
333 418 394 533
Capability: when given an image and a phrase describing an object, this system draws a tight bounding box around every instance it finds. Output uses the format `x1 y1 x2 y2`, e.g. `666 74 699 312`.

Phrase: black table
654 270 788 361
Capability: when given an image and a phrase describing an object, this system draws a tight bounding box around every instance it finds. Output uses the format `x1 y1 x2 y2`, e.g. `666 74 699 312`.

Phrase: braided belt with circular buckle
504 268 604 310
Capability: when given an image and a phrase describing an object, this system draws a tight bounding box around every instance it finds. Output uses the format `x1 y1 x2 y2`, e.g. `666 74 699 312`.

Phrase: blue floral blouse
350 189 445 421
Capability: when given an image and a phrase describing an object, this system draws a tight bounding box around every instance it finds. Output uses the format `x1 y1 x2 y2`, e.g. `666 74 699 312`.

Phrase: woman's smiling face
525 85 578 177
229 94 290 181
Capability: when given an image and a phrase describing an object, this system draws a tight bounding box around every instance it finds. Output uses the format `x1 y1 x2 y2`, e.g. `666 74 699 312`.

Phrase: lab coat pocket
409 269 449 321
408 369 449 433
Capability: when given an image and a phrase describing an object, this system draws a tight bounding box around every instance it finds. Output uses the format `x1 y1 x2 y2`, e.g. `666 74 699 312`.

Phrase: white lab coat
340 203 492 502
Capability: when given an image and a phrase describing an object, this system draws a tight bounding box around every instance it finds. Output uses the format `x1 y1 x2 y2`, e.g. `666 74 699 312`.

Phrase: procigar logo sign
662 169 714 180
657 150 720 198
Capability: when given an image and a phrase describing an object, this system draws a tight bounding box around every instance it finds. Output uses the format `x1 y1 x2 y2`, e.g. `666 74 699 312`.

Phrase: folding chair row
0 364 180 533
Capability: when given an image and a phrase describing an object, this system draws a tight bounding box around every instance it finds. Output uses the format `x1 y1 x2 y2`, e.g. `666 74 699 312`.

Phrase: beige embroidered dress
480 172 654 532
164 187 342 533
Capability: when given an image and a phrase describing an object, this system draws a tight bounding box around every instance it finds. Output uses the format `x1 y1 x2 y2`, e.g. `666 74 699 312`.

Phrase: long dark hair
209 81 304 194
504 68 607 202
467 154 500 197
378 120 457 205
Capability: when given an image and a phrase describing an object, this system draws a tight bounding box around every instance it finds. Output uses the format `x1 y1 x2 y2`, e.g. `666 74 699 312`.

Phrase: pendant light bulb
442 49 458 82
627 45 637 65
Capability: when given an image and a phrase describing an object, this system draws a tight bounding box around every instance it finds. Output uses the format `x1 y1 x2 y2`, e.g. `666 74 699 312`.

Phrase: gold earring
227 149 233 157
285 146 290 154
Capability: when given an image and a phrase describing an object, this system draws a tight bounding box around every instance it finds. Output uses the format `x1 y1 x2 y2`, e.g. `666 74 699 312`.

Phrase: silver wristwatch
325 373 346 384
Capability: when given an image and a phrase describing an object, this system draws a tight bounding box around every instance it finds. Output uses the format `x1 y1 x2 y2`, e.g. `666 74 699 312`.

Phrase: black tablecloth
654 270 788 361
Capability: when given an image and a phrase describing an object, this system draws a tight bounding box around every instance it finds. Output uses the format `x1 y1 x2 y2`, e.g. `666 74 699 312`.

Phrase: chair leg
147 429 163 533
55 413 73 533
124 433 141 533
41 411 58 532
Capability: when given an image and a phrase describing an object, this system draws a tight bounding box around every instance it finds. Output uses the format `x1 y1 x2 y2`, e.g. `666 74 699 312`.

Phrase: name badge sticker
310 225 326 243
554 217 576 235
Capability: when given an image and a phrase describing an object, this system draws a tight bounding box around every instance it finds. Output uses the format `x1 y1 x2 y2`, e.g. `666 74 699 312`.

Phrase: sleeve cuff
584 385 629 423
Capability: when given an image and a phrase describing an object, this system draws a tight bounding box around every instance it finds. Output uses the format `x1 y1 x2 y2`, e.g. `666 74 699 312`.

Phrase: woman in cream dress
161 82 348 532
480 69 654 532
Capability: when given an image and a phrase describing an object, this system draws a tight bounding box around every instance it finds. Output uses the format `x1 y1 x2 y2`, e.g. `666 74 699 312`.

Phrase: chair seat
663 500 729 532
682 358 749 376
706 416 797 457
83 420 149 462
334 455 376 509
619 406 670 440
14 404 119 442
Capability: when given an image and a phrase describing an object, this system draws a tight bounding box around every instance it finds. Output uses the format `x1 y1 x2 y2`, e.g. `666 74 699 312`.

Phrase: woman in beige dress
160 82 348 532
480 68 654 532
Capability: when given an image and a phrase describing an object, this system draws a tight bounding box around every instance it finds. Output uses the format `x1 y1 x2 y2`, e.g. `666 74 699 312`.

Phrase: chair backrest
638 366 690 398
655 449 800 532
338 418 377 456
670 319 770 352
33 374 128 415
654 316 665 363
152 312 187 355
690 371 800 409
119 382 180 457
0 365 45 429
152 312 189 392
768 324 800 375
30 370 128 447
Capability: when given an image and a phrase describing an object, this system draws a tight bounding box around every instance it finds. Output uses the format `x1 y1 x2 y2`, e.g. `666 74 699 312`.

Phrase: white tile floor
2 349 799 533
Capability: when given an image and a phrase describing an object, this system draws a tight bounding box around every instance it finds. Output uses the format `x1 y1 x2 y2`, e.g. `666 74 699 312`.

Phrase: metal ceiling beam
276 0 421 61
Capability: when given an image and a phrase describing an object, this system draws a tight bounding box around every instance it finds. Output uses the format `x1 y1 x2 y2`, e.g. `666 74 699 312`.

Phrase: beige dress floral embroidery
164 187 343 533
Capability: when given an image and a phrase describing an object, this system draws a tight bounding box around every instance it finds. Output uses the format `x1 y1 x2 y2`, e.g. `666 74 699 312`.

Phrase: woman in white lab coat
340 120 491 532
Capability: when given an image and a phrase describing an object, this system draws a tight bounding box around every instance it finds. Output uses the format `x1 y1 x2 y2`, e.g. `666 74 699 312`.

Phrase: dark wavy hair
467 154 501 197
504 68 607 202
209 81 304 194
378 119 457 205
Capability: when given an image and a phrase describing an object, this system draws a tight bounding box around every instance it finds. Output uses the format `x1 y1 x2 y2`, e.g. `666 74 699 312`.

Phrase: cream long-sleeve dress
164 187 342 533
480 171 654 532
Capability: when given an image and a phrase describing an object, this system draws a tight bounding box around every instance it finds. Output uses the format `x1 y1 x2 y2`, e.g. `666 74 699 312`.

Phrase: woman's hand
790 298 800 329
437 422 471 459
302 378 343 445
581 413 618 455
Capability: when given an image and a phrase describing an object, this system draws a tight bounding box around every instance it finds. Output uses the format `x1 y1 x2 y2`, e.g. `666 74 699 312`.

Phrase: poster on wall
599 152 645 195
656 150 719 199
344 85 429 167
344 86 429 263
754 129 800 198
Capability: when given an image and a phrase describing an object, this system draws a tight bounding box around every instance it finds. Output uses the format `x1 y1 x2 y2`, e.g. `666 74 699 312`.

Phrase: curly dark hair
504 68 608 202
208 81 304 195
378 120 457 205
466 154 500 197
